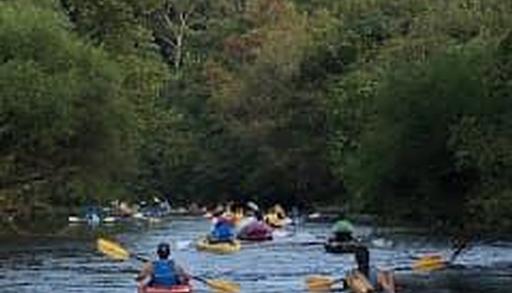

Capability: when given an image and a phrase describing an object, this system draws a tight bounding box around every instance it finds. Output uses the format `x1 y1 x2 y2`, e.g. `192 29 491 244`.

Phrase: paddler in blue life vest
136 243 189 291
208 209 236 244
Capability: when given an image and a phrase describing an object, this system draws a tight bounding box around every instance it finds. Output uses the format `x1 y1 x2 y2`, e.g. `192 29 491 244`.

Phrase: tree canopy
1 0 511 233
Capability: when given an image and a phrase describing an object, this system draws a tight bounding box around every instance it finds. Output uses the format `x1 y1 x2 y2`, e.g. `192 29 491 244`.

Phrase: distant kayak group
68 197 173 225
196 202 290 254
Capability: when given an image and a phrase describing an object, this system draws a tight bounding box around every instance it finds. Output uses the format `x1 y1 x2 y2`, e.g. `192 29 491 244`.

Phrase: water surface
1 216 511 292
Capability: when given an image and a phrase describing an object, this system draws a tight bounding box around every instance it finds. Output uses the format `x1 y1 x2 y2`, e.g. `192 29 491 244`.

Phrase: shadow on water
395 268 512 293
0 212 152 240
0 216 511 292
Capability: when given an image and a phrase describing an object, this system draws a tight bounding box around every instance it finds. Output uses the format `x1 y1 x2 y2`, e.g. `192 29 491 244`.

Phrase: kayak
237 221 273 241
68 215 118 224
346 270 374 293
142 285 192 293
196 237 241 254
264 213 292 228
306 212 338 223
239 233 272 242
68 216 84 223
324 241 360 254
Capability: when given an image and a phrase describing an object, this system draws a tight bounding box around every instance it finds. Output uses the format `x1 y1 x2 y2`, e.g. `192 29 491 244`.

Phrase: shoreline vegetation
1 0 511 235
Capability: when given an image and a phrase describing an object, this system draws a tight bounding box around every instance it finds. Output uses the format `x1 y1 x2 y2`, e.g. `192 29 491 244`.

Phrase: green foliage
2 0 511 233
202 1 337 204
324 0 512 230
0 0 134 205
346 47 490 224
60 0 163 53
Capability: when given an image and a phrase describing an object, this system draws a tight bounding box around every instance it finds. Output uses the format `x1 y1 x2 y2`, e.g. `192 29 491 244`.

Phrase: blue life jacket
212 221 234 241
151 260 179 287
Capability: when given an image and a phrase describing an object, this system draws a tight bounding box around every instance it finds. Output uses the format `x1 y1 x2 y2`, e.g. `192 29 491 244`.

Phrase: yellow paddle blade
205 279 241 293
307 285 332 292
306 275 334 284
413 254 446 272
305 275 336 291
97 238 130 261
307 282 333 291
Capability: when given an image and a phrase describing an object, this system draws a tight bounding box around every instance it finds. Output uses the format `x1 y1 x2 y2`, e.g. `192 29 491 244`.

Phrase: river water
1 216 511 292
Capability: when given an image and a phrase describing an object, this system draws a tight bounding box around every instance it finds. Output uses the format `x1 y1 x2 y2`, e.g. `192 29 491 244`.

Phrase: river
1 216 511 292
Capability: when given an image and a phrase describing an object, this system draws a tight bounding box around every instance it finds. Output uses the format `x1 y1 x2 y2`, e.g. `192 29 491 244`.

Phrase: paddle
305 236 471 291
97 238 148 261
190 276 240 293
96 238 240 293
412 237 470 272
305 275 345 291
412 254 447 272
305 253 450 290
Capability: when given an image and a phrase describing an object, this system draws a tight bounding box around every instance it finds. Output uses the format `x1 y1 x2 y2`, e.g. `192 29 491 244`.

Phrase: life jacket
151 260 179 287
212 219 234 241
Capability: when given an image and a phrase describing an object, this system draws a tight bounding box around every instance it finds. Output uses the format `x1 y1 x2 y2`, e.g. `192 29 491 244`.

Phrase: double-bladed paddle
412 237 470 272
96 238 240 293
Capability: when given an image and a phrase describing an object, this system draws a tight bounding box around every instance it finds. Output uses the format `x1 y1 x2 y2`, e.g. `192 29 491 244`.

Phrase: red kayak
142 285 192 293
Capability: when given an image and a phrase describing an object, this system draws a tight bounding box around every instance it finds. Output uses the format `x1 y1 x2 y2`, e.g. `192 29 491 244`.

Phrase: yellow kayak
264 213 292 229
196 237 241 254
264 204 292 228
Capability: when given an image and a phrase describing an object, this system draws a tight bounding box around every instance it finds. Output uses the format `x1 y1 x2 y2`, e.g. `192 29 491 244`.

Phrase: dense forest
1 0 511 232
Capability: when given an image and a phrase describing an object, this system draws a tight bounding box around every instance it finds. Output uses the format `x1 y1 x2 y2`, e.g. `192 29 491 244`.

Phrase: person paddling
247 201 264 221
349 245 396 293
328 214 396 292
329 213 356 243
136 243 189 291
208 210 236 244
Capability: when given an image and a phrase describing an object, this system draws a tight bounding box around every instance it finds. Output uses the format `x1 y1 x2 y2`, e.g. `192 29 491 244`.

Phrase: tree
0 0 135 206
149 0 204 72
60 0 163 53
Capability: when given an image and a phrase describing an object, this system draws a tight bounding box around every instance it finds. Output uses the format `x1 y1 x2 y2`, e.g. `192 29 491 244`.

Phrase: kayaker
208 213 236 244
237 203 273 241
354 244 370 277
329 214 356 243
345 268 396 293
255 209 264 222
347 245 396 293
236 201 262 231
246 201 264 222
85 206 101 226
136 242 189 290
